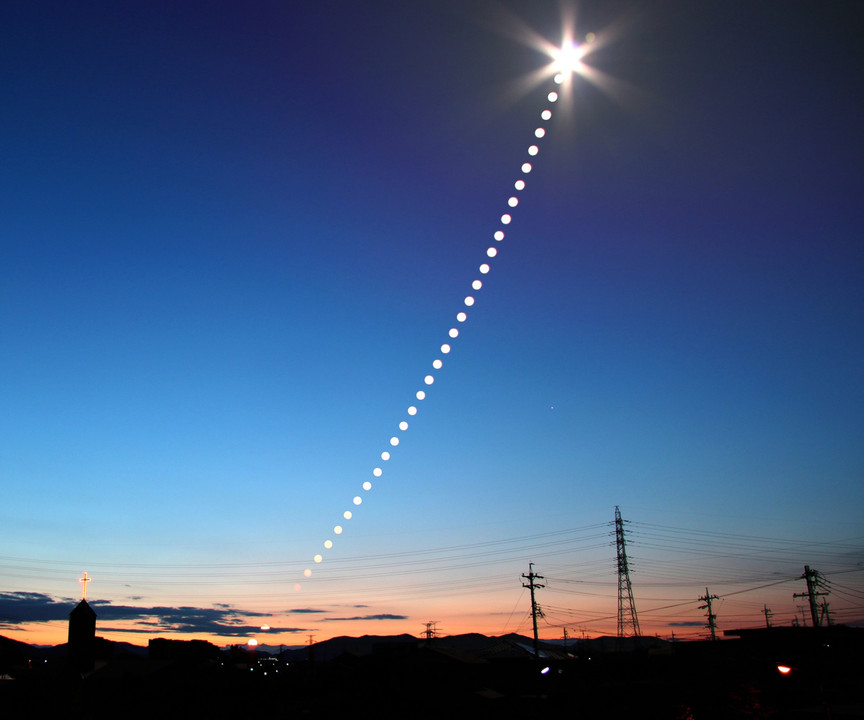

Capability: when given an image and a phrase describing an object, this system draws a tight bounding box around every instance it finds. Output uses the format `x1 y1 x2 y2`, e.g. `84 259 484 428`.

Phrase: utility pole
698 587 719 641
762 604 773 629
793 565 829 628
614 506 641 638
522 562 545 658
562 628 569 655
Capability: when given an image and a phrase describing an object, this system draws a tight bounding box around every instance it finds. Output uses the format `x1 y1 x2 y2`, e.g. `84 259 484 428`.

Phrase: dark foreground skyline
3 626 863 719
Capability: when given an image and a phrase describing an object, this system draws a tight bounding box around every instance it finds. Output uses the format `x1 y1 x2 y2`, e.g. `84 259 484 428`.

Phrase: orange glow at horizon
2 602 756 650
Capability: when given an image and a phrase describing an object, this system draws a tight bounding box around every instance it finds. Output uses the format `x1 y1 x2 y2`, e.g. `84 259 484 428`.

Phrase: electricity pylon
614 506 641 637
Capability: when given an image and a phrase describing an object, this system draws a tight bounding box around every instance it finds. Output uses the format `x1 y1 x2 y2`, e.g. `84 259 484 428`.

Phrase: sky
1 0 862 648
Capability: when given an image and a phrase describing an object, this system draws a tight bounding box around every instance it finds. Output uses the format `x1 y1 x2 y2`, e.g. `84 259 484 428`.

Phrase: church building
68 572 97 672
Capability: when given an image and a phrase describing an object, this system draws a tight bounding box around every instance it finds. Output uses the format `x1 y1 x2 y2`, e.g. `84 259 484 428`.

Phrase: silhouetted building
68 599 96 672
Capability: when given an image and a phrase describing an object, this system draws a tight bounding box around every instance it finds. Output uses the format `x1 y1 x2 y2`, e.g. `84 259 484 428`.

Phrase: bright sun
554 41 585 75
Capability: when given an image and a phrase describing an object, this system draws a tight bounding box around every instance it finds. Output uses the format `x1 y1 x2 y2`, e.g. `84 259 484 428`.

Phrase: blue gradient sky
2 0 862 645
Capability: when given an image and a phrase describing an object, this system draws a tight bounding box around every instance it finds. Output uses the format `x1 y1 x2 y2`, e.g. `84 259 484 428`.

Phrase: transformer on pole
522 562 545 658
793 565 829 627
698 587 719 641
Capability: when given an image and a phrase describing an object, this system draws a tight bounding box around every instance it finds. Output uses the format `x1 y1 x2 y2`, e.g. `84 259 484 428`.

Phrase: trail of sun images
299 62 578 587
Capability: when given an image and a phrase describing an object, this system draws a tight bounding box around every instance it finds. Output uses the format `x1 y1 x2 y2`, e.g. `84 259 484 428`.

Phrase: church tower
68 572 97 672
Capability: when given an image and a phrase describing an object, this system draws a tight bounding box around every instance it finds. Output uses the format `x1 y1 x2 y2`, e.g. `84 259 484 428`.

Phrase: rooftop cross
78 571 91 600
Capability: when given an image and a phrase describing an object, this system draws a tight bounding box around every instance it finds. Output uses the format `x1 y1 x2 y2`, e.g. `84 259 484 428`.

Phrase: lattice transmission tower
614 506 641 637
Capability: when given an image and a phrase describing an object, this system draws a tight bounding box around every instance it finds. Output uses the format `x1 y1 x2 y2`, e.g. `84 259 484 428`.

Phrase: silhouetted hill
288 632 419 662
0 634 147 672
0 635 34 672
